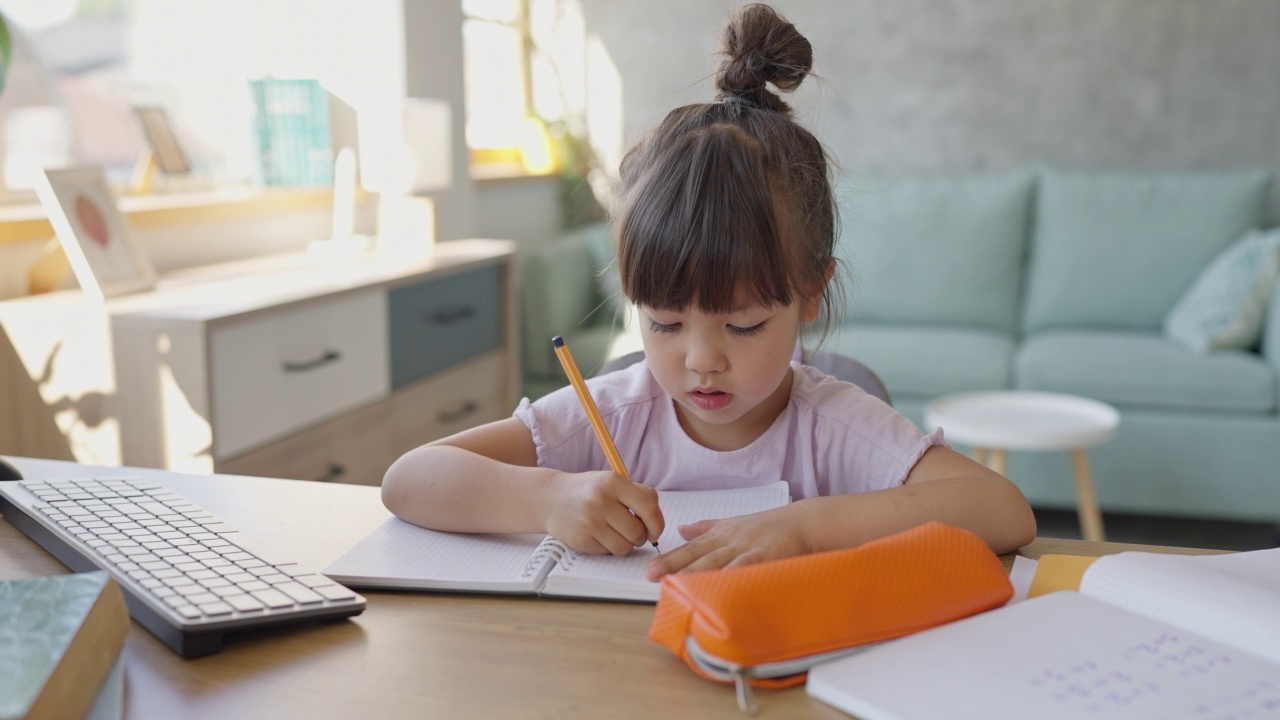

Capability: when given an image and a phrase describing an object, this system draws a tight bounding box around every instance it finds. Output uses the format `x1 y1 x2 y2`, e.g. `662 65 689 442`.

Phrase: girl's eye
648 318 680 334
730 321 768 337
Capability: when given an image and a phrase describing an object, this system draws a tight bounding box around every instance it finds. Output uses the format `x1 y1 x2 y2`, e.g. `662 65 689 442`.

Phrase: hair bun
715 3 813 116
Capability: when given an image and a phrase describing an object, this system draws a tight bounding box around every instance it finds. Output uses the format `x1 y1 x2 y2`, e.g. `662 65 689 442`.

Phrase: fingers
678 520 713 541
617 482 666 544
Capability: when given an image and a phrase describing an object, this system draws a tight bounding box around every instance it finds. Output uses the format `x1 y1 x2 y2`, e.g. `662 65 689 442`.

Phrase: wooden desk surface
0 457 1220 719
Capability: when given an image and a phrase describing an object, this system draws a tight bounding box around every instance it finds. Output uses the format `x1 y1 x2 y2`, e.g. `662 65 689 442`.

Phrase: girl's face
639 292 821 451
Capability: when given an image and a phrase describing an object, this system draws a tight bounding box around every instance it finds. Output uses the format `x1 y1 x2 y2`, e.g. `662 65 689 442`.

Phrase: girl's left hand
644 505 813 581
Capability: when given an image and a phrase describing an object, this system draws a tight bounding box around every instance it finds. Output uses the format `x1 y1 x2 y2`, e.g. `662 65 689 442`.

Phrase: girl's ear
802 261 836 323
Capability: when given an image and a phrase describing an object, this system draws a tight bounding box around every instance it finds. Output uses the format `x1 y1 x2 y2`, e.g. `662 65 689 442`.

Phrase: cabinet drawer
209 289 390 459
389 266 502 388
389 350 508 455
217 395 394 486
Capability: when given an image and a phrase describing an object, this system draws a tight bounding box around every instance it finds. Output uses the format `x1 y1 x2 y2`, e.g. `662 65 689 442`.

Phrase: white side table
923 391 1120 542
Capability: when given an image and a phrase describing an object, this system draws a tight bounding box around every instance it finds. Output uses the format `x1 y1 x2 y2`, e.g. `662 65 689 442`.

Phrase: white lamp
376 98 452 261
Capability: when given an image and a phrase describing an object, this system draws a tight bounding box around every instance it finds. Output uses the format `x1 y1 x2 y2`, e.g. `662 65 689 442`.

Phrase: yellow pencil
552 335 659 553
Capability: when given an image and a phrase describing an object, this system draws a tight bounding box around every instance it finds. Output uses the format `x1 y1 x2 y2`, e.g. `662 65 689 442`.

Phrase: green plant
0 13 10 94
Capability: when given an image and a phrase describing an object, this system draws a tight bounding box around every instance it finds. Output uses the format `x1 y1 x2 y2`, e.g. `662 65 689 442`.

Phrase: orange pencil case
648 521 1012 713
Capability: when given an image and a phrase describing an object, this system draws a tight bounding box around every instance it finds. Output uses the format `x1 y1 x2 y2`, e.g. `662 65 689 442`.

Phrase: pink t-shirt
513 360 945 499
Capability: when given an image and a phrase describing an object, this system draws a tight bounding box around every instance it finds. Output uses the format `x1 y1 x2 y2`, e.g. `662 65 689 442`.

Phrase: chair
597 349 892 406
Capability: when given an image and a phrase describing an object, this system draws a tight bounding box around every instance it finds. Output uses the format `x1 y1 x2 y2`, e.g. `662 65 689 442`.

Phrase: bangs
616 124 804 314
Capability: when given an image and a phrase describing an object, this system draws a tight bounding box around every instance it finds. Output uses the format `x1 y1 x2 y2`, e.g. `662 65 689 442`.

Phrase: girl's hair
614 3 840 338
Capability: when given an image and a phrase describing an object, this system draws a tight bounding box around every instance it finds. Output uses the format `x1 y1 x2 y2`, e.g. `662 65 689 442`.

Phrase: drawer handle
282 350 342 373
314 462 346 483
426 305 476 326
438 400 479 424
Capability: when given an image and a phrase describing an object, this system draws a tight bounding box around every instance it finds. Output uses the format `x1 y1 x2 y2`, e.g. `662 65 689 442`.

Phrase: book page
807 591 1280 720
541 481 791 602
1080 548 1280 665
323 518 550 593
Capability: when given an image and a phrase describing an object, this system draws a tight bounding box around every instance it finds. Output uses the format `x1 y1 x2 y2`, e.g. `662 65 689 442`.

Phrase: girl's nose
685 338 727 374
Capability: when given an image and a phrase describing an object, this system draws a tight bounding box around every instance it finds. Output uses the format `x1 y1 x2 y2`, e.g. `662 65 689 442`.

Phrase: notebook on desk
323 481 791 602
806 547 1280 720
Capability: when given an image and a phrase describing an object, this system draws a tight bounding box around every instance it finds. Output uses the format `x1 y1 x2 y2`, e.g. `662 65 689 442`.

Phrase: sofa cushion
836 173 1033 333
1022 170 1272 333
821 323 1016 399
1016 330 1277 414
1164 226 1280 354
520 228 615 380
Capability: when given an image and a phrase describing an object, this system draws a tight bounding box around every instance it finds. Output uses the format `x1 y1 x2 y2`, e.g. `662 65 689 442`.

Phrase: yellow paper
1027 554 1097 598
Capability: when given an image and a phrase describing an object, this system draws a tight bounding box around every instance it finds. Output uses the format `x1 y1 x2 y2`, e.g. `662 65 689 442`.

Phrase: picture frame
34 166 157 301
134 105 191 175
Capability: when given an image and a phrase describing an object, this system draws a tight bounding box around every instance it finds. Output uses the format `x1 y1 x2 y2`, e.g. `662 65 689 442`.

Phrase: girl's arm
645 445 1036 579
381 418 664 555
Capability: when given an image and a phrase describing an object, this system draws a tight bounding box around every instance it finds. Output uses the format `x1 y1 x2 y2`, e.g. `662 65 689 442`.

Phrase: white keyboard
0 476 365 658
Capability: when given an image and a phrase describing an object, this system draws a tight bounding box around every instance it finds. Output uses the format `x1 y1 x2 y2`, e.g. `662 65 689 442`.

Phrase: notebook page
1079 548 1280 665
541 481 791 602
807 591 1280 720
323 517 550 593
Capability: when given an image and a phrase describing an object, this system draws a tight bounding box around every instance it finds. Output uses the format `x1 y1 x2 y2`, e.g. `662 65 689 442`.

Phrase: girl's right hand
542 471 665 556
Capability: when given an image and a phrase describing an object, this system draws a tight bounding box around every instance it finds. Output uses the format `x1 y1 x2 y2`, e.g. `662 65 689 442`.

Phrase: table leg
972 447 989 466
1071 448 1105 542
987 449 1008 476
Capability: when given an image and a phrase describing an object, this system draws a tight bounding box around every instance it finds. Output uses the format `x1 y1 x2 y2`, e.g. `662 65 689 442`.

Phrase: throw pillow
1163 226 1280 353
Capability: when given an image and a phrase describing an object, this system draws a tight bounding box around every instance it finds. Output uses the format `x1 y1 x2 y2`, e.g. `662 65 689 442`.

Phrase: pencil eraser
552 336 565 348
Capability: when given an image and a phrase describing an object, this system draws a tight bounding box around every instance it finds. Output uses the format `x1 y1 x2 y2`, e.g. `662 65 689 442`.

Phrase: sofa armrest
1263 274 1280 374
520 227 611 380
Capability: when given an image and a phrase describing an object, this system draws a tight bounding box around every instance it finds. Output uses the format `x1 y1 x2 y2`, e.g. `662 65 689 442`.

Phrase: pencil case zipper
683 636 883 714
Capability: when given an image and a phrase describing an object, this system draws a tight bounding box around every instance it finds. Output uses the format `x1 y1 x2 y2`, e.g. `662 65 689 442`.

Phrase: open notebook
323 481 790 602
807 547 1280 720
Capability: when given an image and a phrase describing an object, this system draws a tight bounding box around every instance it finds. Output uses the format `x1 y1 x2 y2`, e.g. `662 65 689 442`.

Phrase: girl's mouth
690 389 733 411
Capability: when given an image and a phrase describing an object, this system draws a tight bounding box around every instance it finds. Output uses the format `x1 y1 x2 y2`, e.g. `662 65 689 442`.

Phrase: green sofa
519 169 1280 524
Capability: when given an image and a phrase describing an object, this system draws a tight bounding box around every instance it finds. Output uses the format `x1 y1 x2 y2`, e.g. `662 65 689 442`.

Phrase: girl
382 3 1036 580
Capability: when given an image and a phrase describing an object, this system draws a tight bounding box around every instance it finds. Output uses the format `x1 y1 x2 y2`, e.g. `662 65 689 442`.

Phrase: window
0 0 406 198
462 0 585 178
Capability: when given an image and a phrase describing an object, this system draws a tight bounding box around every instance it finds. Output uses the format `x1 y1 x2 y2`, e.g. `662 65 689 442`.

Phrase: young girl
382 3 1036 580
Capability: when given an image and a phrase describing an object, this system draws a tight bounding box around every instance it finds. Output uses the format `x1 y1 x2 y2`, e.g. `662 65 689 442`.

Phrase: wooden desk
0 457 1219 719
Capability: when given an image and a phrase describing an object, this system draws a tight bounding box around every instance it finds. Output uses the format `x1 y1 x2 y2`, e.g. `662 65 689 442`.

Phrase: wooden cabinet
0 239 518 485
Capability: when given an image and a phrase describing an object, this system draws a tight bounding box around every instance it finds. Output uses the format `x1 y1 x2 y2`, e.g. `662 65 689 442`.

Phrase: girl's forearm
796 477 1037 555
381 445 559 534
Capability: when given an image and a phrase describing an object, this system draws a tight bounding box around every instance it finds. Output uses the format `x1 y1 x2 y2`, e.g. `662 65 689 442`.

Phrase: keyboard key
197 601 234 616
174 605 202 619
250 589 295 609
316 585 358 601
295 574 335 589
274 583 324 605
225 595 265 612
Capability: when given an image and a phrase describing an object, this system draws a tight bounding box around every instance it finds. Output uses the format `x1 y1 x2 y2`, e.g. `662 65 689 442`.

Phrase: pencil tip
551 336 565 348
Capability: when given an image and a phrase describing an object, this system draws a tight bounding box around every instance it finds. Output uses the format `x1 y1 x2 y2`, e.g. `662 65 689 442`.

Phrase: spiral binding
521 537 570 578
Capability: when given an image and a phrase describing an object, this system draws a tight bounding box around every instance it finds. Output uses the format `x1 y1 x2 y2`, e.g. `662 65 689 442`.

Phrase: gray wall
581 0 1280 216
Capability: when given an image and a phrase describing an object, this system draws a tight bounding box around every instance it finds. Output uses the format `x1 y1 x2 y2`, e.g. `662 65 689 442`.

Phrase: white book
323 481 790 602
806 547 1280 720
